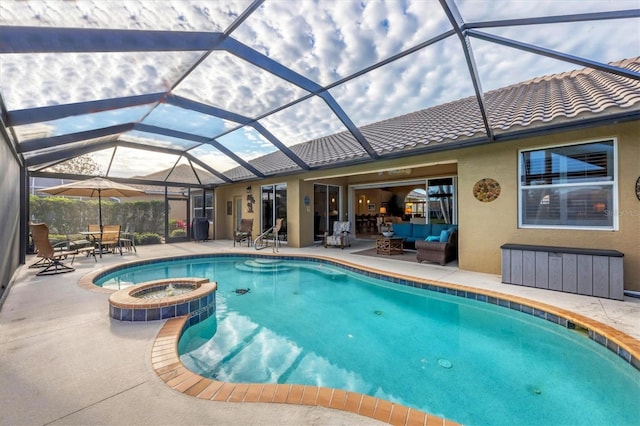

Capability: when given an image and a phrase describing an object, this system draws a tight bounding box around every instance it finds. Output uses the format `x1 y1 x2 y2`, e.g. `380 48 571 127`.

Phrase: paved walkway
1 240 638 425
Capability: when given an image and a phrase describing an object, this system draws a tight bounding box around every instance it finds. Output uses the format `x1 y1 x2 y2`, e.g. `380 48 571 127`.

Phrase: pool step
235 259 292 273
301 265 347 280
234 259 347 279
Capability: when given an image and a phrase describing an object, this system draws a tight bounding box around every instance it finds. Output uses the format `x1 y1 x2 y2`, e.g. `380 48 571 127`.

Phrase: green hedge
30 195 166 237
137 232 162 245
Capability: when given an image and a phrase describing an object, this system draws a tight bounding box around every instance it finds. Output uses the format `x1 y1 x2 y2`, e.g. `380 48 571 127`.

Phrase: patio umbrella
40 177 146 232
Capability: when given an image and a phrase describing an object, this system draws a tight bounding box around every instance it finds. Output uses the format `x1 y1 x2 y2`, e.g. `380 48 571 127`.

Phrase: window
519 139 616 229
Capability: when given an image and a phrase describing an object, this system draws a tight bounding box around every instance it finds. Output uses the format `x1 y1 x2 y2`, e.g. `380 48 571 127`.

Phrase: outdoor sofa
390 223 458 249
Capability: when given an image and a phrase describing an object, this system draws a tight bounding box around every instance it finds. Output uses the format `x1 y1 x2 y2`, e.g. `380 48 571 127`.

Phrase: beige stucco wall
456 122 639 290
213 121 639 291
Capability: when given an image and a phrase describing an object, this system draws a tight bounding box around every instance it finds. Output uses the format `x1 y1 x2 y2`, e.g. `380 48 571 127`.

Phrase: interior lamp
379 207 387 215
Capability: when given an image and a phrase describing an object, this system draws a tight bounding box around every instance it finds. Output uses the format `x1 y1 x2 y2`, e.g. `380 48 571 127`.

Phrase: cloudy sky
1 0 638 177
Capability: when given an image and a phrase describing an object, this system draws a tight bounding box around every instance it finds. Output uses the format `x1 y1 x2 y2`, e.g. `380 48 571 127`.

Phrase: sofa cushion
393 223 413 237
430 224 449 235
412 224 432 239
439 229 450 243
426 235 440 242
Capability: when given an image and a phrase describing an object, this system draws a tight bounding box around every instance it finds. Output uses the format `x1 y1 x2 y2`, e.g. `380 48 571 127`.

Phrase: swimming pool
96 255 640 425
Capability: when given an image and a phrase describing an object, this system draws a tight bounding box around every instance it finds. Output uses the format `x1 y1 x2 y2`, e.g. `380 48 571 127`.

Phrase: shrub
170 229 187 238
137 232 162 245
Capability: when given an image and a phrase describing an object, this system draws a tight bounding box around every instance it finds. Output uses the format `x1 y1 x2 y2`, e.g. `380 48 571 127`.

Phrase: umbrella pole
98 190 104 258
98 190 103 233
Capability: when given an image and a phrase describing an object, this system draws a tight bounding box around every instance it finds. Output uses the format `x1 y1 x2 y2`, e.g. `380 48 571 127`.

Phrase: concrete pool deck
1 240 639 425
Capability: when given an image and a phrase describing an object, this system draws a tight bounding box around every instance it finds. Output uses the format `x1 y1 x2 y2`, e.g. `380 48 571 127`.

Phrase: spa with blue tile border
108 278 216 323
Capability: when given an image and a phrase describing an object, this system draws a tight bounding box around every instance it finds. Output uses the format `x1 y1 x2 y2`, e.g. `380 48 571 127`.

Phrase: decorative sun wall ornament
473 178 501 202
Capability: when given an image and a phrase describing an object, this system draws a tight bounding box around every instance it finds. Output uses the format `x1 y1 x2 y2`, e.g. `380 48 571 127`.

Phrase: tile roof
237 57 640 178
133 164 223 192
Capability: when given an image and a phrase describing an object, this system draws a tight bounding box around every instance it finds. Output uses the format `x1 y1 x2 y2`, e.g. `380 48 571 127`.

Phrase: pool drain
374 310 383 316
438 358 453 369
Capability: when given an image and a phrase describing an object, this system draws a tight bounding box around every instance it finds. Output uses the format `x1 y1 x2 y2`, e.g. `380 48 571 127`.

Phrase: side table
376 236 404 255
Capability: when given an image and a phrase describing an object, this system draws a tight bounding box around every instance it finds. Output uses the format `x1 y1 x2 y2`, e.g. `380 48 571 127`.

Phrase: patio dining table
79 229 120 258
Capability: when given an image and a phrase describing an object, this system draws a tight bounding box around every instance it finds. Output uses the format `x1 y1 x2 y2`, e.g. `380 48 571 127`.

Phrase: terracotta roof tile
229 57 640 178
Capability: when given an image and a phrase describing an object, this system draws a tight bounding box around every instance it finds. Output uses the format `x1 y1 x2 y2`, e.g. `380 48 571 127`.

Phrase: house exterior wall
0 131 22 302
456 121 639 291
214 120 639 291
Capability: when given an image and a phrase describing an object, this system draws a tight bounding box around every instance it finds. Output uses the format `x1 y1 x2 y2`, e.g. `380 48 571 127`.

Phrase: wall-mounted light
331 197 335 203
246 186 252 194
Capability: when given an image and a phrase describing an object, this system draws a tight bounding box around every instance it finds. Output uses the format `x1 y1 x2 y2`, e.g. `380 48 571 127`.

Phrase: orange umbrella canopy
40 177 145 230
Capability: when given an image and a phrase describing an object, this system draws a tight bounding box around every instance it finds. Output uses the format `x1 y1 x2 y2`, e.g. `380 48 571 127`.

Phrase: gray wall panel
577 255 593 296
535 251 549 289
592 256 610 298
522 250 536 287
510 250 523 285
548 253 563 292
502 249 511 283
609 257 624 300
0 132 22 301
562 253 577 293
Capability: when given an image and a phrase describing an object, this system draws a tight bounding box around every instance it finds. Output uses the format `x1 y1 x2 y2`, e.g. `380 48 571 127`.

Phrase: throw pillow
426 235 440 242
439 229 450 243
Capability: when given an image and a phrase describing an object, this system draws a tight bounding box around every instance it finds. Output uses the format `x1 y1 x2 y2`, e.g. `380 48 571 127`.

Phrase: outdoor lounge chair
29 223 77 276
415 229 458 266
234 218 254 247
323 221 351 249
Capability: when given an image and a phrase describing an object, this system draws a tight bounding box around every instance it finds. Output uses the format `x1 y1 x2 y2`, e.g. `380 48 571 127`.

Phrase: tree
48 155 100 176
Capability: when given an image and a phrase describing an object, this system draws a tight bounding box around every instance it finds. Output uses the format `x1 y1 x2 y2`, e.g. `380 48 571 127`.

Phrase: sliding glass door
427 177 456 224
314 184 340 242
261 184 287 240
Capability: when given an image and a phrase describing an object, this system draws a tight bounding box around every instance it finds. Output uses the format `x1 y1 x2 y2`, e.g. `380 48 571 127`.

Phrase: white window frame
518 138 618 231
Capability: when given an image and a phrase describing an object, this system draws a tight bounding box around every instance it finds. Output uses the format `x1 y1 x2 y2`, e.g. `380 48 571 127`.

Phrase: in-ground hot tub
108 278 216 322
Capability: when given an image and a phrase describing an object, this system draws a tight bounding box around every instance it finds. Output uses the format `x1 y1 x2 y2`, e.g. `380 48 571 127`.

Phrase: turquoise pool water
97 256 640 425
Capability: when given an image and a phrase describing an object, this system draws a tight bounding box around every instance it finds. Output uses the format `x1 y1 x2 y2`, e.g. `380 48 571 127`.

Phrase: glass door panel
166 197 189 242
314 184 340 242
427 177 455 224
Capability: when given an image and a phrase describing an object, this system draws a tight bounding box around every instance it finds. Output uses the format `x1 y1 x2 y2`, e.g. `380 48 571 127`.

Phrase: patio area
1 239 639 425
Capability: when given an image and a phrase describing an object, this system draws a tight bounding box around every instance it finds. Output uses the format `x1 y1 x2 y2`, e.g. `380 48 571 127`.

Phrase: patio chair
234 218 254 247
253 218 283 252
101 224 122 255
323 221 351 249
29 223 77 276
118 224 136 252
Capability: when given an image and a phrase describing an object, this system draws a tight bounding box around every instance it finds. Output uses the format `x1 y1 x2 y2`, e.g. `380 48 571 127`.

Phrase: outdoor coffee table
376 236 404 255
